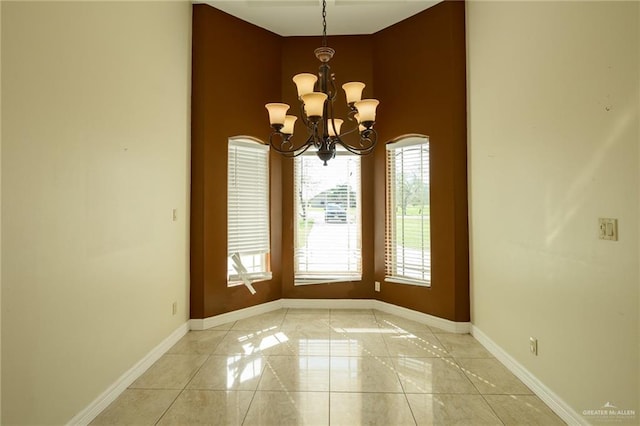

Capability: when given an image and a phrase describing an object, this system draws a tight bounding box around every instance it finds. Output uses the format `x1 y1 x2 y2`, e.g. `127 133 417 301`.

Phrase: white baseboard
374 300 471 333
192 298 470 334
189 299 283 330
471 325 586 426
67 322 189 426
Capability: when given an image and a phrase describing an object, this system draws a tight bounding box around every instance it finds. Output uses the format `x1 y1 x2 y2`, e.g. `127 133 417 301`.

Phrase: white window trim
294 150 362 285
385 135 431 287
227 137 271 292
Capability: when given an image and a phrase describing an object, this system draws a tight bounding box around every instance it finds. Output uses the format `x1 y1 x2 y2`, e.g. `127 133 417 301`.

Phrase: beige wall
1 2 191 424
468 0 639 421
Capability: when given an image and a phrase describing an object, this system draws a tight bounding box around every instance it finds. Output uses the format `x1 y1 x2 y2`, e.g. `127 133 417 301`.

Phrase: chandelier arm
284 142 314 158
269 132 314 157
337 124 360 139
333 129 378 155
334 139 374 155
334 139 376 156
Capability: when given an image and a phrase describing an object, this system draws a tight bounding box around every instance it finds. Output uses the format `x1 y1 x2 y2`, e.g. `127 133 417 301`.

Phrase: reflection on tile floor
91 309 565 425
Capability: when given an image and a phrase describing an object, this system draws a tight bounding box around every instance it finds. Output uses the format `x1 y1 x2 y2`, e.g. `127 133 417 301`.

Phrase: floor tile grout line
240 388 259 425
457 357 507 426
150 328 231 426
153 387 186 425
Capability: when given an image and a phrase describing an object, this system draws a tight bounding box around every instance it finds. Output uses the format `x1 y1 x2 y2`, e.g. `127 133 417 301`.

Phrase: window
385 136 431 286
294 152 361 284
227 137 271 293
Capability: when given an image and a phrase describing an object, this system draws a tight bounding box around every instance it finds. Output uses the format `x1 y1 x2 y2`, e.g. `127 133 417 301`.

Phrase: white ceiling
199 0 441 36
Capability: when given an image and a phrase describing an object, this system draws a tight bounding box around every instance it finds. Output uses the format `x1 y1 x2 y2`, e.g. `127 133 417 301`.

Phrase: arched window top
386 134 429 150
229 135 269 149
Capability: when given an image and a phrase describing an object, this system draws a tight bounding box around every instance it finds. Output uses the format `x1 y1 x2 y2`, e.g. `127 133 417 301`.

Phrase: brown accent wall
191 5 283 318
191 1 469 321
373 1 469 321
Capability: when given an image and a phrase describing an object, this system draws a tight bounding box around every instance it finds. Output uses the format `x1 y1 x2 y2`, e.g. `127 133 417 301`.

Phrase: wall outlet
172 301 177 315
529 337 538 355
375 281 381 292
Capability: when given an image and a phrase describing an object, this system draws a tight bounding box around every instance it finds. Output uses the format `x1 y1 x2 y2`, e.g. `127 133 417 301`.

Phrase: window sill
294 277 362 286
228 273 272 287
384 276 431 287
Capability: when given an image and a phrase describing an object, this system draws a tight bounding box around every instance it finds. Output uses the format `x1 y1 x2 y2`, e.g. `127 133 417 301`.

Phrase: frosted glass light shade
282 115 297 134
265 103 290 126
328 119 343 137
342 82 365 104
293 73 318 98
354 113 366 132
301 93 327 118
354 99 379 123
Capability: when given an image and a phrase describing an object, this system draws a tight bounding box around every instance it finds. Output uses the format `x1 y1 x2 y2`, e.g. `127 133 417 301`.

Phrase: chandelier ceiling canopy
265 0 380 165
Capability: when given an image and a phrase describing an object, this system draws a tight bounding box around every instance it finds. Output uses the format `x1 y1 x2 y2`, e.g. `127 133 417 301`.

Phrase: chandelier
265 0 380 165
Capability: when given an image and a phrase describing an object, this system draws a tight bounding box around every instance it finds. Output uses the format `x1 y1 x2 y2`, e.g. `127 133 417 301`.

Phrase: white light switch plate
599 218 618 241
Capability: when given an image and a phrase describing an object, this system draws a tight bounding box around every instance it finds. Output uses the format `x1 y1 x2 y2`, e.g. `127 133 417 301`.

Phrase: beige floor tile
383 331 449 358
330 332 390 356
207 322 236 331
260 330 332 356
243 391 329 425
231 310 286 331
285 308 331 319
213 329 289 356
330 310 377 327
129 354 208 390
167 330 228 355
330 356 402 392
406 393 503 425
434 333 493 358
187 354 265 391
258 355 330 391
374 312 433 333
330 309 375 317
428 324 456 334
330 392 416 426
457 358 533 395
156 390 253 425
330 313 381 330
393 357 478 394
484 394 566 425
281 317 333 333
90 389 180 425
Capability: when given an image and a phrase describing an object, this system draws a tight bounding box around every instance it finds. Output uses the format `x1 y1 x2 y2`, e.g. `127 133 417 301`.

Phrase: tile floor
91 309 565 425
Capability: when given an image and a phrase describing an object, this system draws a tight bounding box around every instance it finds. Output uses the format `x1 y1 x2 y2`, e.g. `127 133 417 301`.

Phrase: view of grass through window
386 136 431 286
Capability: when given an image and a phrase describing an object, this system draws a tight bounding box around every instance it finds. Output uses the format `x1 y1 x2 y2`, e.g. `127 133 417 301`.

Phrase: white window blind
227 138 271 289
294 152 362 284
385 136 431 286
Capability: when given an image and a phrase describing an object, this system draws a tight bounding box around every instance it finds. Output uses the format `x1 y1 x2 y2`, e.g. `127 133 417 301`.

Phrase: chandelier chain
322 0 327 47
